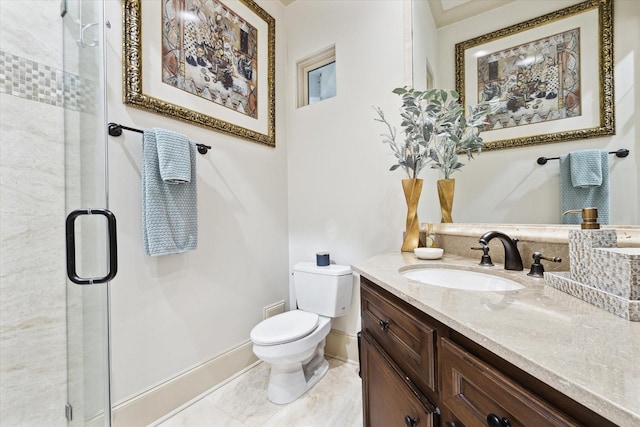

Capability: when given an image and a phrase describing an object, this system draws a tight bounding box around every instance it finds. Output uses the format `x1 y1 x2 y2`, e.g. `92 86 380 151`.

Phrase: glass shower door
62 0 114 425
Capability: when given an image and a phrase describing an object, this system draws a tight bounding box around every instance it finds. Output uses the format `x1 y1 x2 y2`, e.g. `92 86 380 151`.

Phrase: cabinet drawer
361 279 437 398
441 338 579 427
361 331 436 427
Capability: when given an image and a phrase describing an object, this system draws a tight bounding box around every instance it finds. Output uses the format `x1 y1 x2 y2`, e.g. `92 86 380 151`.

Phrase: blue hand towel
142 128 198 256
154 128 192 184
569 149 602 188
560 150 609 225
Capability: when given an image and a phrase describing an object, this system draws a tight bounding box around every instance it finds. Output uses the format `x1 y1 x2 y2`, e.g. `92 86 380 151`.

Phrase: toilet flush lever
379 319 390 331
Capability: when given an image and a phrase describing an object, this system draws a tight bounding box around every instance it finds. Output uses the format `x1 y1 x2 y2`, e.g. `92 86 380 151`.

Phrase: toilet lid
250 310 319 345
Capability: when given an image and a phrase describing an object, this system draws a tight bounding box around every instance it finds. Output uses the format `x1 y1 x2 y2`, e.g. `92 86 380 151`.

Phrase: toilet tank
293 262 353 318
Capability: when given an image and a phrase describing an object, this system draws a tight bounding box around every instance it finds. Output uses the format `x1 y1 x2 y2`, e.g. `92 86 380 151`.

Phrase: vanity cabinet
359 276 617 427
361 280 437 402
361 331 436 427
440 338 577 427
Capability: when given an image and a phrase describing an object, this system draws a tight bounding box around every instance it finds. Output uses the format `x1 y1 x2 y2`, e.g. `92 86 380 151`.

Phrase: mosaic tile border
545 271 640 322
0 50 96 114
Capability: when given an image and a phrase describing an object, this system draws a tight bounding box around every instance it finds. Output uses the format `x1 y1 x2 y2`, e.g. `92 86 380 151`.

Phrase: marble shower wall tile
0 94 67 426
0 2 103 424
0 1 63 69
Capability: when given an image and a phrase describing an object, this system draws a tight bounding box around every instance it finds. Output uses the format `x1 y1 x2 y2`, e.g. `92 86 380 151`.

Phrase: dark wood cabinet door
361 331 436 427
439 404 466 427
361 278 437 400
441 338 580 427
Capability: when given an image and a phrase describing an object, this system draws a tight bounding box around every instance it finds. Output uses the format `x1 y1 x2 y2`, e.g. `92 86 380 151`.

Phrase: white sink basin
402 268 524 291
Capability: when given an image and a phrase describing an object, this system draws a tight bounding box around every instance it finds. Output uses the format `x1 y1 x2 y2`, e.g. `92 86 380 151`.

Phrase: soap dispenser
563 207 617 285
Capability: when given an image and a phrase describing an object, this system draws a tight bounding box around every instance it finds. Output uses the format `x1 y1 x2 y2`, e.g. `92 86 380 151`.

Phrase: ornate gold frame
455 0 614 151
123 0 276 147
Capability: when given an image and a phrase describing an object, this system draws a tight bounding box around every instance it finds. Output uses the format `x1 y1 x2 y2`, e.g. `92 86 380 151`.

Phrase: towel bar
537 148 629 165
107 122 212 155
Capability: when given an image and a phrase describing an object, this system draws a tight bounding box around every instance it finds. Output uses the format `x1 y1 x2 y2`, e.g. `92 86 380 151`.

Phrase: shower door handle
66 208 118 285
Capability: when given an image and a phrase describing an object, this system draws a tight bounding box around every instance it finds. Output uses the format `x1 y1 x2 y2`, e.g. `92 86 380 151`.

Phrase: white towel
142 128 198 256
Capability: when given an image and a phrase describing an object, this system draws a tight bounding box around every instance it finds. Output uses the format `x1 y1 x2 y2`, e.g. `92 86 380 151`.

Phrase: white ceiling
441 0 473 12
277 0 515 28
428 0 515 28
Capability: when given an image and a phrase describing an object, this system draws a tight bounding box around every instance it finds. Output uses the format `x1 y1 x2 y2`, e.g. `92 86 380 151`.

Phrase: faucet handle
471 245 494 267
527 252 562 278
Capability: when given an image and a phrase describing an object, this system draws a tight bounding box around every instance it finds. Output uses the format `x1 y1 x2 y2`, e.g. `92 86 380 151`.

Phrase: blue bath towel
560 150 609 225
142 128 198 256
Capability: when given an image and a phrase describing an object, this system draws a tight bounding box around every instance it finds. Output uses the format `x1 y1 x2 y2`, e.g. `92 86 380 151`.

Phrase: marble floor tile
156 358 363 427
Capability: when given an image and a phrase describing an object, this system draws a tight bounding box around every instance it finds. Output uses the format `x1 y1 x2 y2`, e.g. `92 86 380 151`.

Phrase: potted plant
375 87 496 243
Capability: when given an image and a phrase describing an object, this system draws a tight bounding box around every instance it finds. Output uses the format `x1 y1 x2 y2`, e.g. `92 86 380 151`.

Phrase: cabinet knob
487 414 511 427
379 319 390 331
404 415 418 426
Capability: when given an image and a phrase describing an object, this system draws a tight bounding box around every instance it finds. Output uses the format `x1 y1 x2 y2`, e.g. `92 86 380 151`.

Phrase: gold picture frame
123 0 276 147
455 0 614 151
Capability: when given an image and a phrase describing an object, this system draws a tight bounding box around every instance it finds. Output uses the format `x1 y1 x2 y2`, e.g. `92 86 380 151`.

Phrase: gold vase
437 178 455 223
401 178 423 252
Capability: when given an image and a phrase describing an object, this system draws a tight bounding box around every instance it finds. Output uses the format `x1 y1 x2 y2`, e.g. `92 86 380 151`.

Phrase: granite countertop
352 251 640 427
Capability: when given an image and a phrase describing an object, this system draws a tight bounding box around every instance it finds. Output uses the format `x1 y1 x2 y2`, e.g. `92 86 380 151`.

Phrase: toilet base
267 358 329 405
252 315 333 405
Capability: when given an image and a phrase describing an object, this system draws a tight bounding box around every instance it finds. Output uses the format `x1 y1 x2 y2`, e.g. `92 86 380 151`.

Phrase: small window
307 61 336 105
297 45 336 107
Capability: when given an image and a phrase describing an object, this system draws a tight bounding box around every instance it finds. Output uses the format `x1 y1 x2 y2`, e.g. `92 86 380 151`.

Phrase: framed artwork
455 0 614 151
123 0 276 147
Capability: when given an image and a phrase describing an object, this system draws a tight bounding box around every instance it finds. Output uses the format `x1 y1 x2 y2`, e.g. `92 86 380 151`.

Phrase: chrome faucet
478 231 523 271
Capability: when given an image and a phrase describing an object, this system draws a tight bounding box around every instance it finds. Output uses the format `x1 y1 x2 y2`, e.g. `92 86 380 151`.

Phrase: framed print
455 0 614 151
123 0 276 147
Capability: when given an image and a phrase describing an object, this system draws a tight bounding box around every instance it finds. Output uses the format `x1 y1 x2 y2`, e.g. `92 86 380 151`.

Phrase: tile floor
155 358 363 427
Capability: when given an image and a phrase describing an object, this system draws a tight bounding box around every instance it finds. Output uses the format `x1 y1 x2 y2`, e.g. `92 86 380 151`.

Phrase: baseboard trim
325 329 359 363
112 340 258 427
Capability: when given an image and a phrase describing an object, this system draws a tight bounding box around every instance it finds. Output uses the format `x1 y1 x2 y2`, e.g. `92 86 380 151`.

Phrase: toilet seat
250 310 319 345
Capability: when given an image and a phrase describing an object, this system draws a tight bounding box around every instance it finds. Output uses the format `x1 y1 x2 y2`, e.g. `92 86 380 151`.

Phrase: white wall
432 0 639 225
104 0 289 406
411 0 439 91
284 1 422 338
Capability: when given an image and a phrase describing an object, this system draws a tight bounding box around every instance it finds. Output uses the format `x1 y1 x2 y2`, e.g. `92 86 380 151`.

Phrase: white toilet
250 262 353 404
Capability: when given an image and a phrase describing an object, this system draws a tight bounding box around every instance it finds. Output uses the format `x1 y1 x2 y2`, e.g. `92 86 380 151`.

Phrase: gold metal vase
437 178 455 223
401 178 423 252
